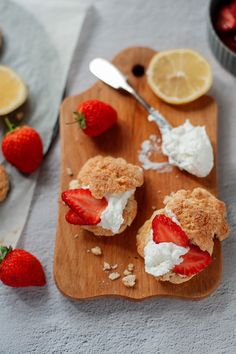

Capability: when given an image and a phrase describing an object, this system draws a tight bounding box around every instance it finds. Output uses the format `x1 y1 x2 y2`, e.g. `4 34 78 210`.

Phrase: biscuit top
163 188 230 254
77 155 144 199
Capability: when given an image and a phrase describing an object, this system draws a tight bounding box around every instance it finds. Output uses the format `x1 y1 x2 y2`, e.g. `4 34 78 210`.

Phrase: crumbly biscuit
163 188 230 254
77 155 144 199
82 196 137 236
136 188 230 284
0 165 9 202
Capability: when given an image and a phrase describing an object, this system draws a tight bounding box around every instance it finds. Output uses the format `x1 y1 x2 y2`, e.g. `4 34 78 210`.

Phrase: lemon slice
147 49 212 105
0 65 28 115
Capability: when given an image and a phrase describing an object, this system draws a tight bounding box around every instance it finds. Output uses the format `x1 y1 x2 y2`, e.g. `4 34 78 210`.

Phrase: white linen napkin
14 0 89 97
0 0 88 247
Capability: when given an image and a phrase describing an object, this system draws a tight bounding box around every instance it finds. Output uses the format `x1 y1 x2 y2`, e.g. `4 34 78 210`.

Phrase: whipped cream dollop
98 189 135 233
144 238 189 277
161 120 214 177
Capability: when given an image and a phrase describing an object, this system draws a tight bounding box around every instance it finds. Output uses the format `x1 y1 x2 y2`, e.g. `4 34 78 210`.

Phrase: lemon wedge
0 65 28 115
147 49 212 105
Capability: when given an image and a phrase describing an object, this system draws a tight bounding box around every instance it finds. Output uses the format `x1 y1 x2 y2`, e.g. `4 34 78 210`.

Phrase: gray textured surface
1 0 236 353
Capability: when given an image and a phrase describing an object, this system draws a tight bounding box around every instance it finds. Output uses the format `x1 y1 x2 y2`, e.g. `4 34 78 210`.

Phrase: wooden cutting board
54 47 220 301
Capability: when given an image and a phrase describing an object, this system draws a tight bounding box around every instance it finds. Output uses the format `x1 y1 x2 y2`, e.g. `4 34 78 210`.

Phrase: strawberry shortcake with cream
62 155 144 236
137 188 230 283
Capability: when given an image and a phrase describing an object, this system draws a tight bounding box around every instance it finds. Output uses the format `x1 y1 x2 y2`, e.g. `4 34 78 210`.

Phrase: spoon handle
126 86 171 132
89 58 171 132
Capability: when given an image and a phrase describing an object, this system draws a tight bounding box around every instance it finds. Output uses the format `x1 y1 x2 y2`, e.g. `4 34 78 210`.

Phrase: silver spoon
89 58 214 178
89 58 171 133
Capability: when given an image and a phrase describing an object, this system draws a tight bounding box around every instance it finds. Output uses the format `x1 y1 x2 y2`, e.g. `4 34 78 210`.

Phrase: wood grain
54 47 220 301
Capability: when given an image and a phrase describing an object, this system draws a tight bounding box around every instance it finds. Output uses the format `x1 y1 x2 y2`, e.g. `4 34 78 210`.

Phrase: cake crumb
122 274 136 288
87 249 90 253
123 269 132 276
90 246 102 256
151 205 156 210
127 263 134 272
74 234 79 239
66 167 73 176
103 262 111 271
16 112 24 120
108 272 120 280
111 264 118 270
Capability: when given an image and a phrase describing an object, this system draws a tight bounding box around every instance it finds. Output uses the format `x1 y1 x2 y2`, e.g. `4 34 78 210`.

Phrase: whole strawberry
0 246 46 287
73 99 118 137
2 118 43 173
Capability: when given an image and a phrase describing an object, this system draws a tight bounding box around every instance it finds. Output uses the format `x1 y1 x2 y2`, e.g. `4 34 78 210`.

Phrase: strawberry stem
73 112 86 129
4 117 15 132
0 246 12 263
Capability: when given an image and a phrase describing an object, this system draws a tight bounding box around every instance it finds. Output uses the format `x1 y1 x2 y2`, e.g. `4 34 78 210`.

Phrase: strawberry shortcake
137 188 230 284
62 155 144 236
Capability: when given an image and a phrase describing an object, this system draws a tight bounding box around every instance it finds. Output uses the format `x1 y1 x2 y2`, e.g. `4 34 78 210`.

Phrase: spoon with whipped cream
89 58 214 177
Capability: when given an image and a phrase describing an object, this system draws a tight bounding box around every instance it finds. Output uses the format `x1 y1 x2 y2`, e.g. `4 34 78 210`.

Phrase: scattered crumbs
87 249 90 253
111 264 118 270
127 263 134 272
66 167 73 176
103 262 111 271
151 205 156 210
90 246 102 256
16 112 24 120
108 272 120 281
122 274 136 288
123 269 132 276
74 234 79 239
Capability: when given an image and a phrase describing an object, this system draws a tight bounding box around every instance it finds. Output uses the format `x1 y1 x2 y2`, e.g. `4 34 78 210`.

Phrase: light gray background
1 0 236 353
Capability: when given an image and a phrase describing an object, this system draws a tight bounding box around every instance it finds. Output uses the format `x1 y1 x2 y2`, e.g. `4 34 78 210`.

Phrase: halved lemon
0 65 28 115
147 49 212 105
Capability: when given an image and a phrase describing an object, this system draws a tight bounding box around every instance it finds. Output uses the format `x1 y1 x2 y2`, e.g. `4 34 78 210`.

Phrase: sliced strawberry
152 214 189 247
173 245 211 276
62 189 107 225
217 6 236 32
65 209 88 225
